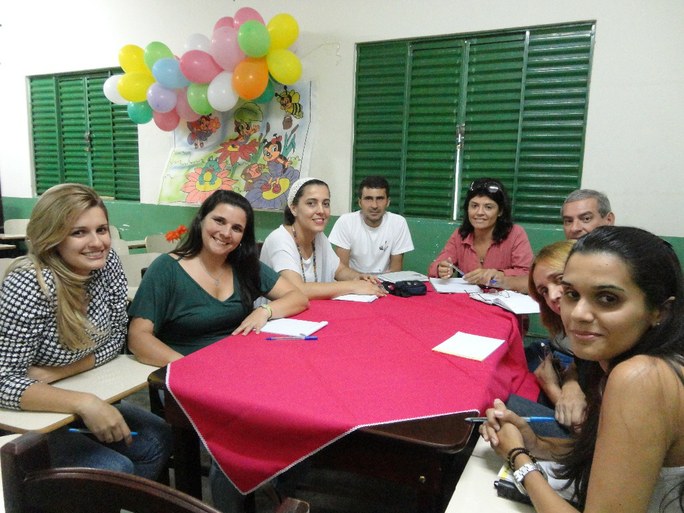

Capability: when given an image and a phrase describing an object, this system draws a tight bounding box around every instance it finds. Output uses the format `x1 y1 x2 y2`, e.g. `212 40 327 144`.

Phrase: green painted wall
6 197 684 339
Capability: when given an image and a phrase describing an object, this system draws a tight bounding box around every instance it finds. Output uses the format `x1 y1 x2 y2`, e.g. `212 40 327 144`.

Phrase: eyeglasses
469 179 501 194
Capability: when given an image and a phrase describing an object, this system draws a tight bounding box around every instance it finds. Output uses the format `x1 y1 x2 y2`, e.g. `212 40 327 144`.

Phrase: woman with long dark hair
427 178 533 293
480 226 684 512
128 189 308 365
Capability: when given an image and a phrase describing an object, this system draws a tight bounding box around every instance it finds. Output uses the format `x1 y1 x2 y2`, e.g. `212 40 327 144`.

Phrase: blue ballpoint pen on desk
464 416 556 423
68 427 138 436
265 335 318 341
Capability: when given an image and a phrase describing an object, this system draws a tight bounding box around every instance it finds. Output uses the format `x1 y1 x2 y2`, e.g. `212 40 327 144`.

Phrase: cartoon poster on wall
158 81 311 209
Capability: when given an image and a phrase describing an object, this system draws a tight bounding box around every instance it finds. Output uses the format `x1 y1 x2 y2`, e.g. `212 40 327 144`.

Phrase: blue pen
68 427 138 436
464 416 556 423
266 335 318 341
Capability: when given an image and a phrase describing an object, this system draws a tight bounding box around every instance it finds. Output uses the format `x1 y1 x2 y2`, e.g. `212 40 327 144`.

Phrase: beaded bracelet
507 447 532 469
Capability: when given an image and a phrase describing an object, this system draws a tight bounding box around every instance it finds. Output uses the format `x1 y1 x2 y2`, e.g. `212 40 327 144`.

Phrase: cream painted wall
1 1 682 235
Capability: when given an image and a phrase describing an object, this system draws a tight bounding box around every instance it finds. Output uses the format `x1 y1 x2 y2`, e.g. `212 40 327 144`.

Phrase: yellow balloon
117 72 155 103
119 45 148 74
266 49 302 85
267 13 299 50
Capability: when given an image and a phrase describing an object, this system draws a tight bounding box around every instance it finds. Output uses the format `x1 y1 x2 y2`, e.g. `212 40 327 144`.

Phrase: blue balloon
152 58 190 90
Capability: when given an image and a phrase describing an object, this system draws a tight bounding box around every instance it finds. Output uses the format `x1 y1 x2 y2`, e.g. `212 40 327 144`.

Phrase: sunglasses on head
469 179 502 194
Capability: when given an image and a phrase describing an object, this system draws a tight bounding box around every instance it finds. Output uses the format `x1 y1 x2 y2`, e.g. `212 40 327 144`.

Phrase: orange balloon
231 57 269 100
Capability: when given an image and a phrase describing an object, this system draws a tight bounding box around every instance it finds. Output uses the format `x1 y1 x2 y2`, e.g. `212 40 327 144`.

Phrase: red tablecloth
167 291 539 493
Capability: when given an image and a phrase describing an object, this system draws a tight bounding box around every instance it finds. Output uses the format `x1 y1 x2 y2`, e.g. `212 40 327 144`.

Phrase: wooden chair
1 431 310 513
145 233 178 253
0 431 221 513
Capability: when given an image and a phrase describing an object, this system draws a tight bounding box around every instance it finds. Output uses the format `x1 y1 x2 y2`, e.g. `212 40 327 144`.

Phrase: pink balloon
179 50 223 84
210 26 245 71
153 110 180 131
234 7 264 28
214 16 234 31
175 89 201 121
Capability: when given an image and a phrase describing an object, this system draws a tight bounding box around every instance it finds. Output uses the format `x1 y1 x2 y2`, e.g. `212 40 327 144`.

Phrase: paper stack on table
430 277 482 294
432 332 505 361
261 318 329 336
377 270 429 283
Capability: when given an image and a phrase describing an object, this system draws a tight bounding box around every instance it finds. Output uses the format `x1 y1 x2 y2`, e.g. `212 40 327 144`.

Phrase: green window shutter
353 42 409 211
515 23 594 223
30 78 61 193
352 22 595 224
404 39 462 218
29 69 140 200
58 77 90 186
459 34 526 215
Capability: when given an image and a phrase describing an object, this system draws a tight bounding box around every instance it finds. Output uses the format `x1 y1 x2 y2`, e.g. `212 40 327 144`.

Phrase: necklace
291 225 317 283
197 257 226 286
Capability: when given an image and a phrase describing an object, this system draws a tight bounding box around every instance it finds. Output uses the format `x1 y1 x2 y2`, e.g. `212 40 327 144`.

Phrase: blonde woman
0 184 170 479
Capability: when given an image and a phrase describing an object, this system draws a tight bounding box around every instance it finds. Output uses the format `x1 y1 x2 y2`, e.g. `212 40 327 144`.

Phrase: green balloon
144 41 174 70
187 83 213 115
127 101 153 124
238 20 271 58
254 79 275 104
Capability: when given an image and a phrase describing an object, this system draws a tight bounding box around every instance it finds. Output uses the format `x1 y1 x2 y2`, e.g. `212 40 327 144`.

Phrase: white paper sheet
377 270 429 283
429 277 482 294
332 294 378 302
261 318 329 336
432 332 505 361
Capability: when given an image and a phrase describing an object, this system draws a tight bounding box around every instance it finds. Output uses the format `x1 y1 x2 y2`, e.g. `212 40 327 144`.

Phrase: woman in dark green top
128 190 308 365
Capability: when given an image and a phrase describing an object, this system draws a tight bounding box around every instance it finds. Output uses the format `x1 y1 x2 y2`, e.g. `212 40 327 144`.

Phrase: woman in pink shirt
428 178 533 293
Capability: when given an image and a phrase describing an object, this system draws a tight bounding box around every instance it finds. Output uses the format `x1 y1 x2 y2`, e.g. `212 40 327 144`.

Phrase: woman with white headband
260 177 387 299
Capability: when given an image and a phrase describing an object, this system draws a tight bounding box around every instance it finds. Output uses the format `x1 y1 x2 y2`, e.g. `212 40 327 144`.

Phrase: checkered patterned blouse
0 250 128 409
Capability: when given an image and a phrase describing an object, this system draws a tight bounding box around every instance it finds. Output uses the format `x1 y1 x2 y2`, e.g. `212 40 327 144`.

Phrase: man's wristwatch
512 461 548 496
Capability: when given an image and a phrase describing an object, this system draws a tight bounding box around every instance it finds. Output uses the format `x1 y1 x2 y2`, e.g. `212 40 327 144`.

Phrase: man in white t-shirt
329 176 414 274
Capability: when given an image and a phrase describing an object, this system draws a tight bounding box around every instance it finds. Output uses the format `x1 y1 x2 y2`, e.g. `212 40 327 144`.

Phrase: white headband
287 177 320 206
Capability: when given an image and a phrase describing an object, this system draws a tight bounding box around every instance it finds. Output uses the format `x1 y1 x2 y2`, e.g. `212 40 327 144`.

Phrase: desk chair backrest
119 252 162 287
109 225 121 239
1 431 221 513
145 233 179 254
110 238 130 256
3 219 29 236
0 258 15 279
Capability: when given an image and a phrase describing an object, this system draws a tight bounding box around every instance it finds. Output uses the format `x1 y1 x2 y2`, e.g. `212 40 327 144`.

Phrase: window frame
28 68 140 201
352 21 595 223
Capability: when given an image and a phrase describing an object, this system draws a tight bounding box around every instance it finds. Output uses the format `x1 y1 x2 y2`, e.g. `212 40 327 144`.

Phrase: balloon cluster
102 7 302 132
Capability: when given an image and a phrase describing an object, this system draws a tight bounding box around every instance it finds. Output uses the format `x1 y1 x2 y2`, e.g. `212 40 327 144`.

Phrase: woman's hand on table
76 394 134 446
233 305 271 336
353 278 388 297
464 268 504 288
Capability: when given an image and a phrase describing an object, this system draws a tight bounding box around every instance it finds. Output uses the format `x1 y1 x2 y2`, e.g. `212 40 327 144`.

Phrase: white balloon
184 33 211 52
103 75 127 105
207 71 239 112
